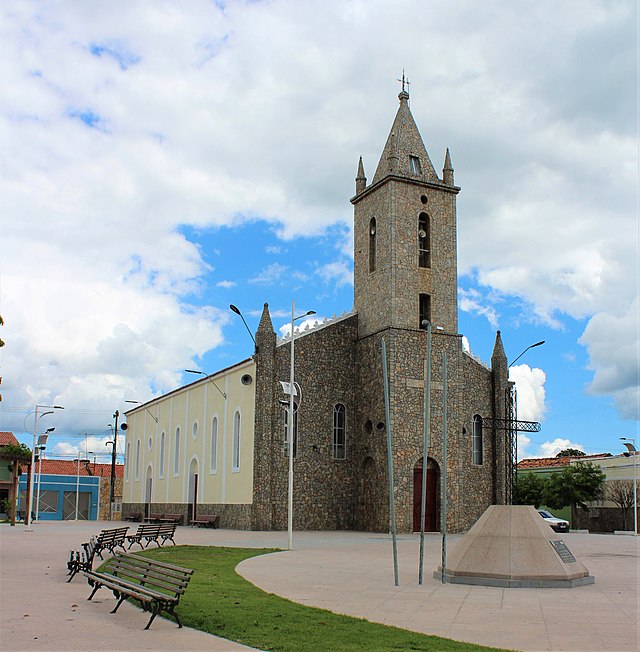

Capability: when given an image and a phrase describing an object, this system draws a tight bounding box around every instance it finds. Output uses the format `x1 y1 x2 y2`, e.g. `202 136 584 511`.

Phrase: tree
515 472 546 508
607 480 638 531
0 443 32 526
543 461 606 512
556 448 586 458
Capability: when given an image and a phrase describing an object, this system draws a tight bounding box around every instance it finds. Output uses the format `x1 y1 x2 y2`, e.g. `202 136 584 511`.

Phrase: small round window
241 374 253 386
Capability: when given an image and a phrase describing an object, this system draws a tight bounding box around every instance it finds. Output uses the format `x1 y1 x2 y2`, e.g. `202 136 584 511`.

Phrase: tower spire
356 156 366 195
443 148 454 185
372 79 437 184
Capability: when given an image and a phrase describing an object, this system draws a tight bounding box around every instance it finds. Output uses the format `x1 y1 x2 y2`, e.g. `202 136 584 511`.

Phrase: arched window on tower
472 415 483 465
418 212 430 268
369 217 376 272
333 403 346 459
419 293 431 330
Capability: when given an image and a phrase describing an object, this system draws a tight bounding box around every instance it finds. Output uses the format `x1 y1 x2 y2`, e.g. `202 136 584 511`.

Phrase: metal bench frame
84 553 193 629
126 522 177 549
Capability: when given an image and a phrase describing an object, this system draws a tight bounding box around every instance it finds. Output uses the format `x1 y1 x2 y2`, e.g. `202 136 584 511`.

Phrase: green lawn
136 545 507 652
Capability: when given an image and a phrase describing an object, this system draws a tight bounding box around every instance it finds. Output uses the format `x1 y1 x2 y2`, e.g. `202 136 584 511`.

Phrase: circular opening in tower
420 195 428 204
241 374 253 385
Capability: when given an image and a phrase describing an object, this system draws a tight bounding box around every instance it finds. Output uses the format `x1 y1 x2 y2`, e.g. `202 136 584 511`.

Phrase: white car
538 509 569 533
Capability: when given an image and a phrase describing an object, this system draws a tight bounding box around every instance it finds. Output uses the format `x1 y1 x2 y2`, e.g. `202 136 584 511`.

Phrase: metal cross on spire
397 70 411 94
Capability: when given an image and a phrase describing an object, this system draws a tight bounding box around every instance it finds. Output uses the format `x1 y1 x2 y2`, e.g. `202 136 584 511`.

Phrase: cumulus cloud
459 288 499 328
538 438 585 458
0 0 636 443
579 297 640 419
508 364 547 423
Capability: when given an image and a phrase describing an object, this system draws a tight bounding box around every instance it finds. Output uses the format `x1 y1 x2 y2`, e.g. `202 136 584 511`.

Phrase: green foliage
0 443 32 464
555 448 585 458
135 546 504 652
543 462 606 511
514 472 546 508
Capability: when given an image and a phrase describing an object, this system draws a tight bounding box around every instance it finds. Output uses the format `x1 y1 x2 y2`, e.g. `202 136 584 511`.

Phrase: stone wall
253 313 360 531
121 502 252 529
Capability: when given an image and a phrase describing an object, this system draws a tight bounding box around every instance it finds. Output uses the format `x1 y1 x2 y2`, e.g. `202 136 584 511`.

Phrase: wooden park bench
159 513 183 525
126 522 177 549
84 553 194 630
144 512 164 523
66 527 129 582
124 512 142 522
190 514 219 528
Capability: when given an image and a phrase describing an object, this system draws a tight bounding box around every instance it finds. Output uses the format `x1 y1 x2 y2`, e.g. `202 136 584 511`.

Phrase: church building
123 88 512 534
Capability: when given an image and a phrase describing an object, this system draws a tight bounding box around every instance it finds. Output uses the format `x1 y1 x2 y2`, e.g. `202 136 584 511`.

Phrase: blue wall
18 474 100 521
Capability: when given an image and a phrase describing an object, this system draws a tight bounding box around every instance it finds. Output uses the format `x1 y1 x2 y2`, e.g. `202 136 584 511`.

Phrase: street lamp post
229 304 257 350
621 437 638 536
35 428 54 522
508 340 546 367
285 300 315 550
26 404 63 529
184 369 227 400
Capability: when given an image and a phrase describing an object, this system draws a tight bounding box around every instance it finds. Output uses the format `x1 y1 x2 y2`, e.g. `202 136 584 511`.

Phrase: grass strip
136 545 507 652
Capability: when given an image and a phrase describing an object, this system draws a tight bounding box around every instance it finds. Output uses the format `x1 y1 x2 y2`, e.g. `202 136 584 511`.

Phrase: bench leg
110 594 127 614
87 583 101 601
144 606 161 630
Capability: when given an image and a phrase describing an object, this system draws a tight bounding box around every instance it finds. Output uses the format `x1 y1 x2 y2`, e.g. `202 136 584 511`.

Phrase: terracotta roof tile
0 431 20 446
24 459 124 478
518 453 612 469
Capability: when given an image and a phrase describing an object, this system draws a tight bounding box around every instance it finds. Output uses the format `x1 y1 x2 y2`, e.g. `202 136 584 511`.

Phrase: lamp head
229 304 241 315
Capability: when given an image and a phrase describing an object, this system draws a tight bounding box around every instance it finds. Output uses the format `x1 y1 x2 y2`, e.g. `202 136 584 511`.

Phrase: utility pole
110 410 119 520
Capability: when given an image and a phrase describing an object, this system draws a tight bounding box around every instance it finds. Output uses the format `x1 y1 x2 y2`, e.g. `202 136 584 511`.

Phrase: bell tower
351 88 460 338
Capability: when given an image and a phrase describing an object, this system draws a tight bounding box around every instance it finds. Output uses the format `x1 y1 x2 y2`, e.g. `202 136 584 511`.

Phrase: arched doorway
188 458 198 525
144 466 153 519
413 457 440 532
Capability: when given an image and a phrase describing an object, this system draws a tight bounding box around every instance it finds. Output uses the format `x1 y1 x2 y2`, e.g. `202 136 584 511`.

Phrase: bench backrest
109 553 193 597
97 527 129 546
158 522 177 535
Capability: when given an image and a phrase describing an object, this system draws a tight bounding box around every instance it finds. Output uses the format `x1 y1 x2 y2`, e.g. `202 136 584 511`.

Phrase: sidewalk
1 521 638 651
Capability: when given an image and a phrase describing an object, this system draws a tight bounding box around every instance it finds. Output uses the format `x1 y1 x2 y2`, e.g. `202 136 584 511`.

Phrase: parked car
538 509 569 533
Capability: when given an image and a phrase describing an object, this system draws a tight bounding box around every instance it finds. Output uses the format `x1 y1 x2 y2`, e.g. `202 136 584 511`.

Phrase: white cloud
539 438 585 458
316 261 353 289
459 288 499 328
216 280 236 288
0 0 636 444
278 316 323 339
508 364 547 423
249 263 288 285
579 297 640 419
518 436 586 460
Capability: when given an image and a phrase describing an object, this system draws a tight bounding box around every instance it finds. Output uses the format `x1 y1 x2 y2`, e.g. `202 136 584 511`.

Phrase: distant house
517 453 638 532
0 431 20 509
18 459 124 521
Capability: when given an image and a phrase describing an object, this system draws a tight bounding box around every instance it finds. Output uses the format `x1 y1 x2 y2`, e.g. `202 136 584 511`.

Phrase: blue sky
0 0 637 463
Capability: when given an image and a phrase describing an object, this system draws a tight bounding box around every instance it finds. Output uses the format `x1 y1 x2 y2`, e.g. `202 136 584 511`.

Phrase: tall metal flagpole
382 338 399 586
419 322 432 584
441 351 448 583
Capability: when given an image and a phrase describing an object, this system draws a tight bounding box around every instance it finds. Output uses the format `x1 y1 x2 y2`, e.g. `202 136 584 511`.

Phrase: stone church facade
123 89 510 534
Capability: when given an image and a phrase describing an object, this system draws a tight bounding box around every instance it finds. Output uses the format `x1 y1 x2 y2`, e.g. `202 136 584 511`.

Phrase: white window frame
159 431 165 478
174 427 181 476
333 403 347 460
472 415 484 465
210 416 218 473
232 410 241 472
